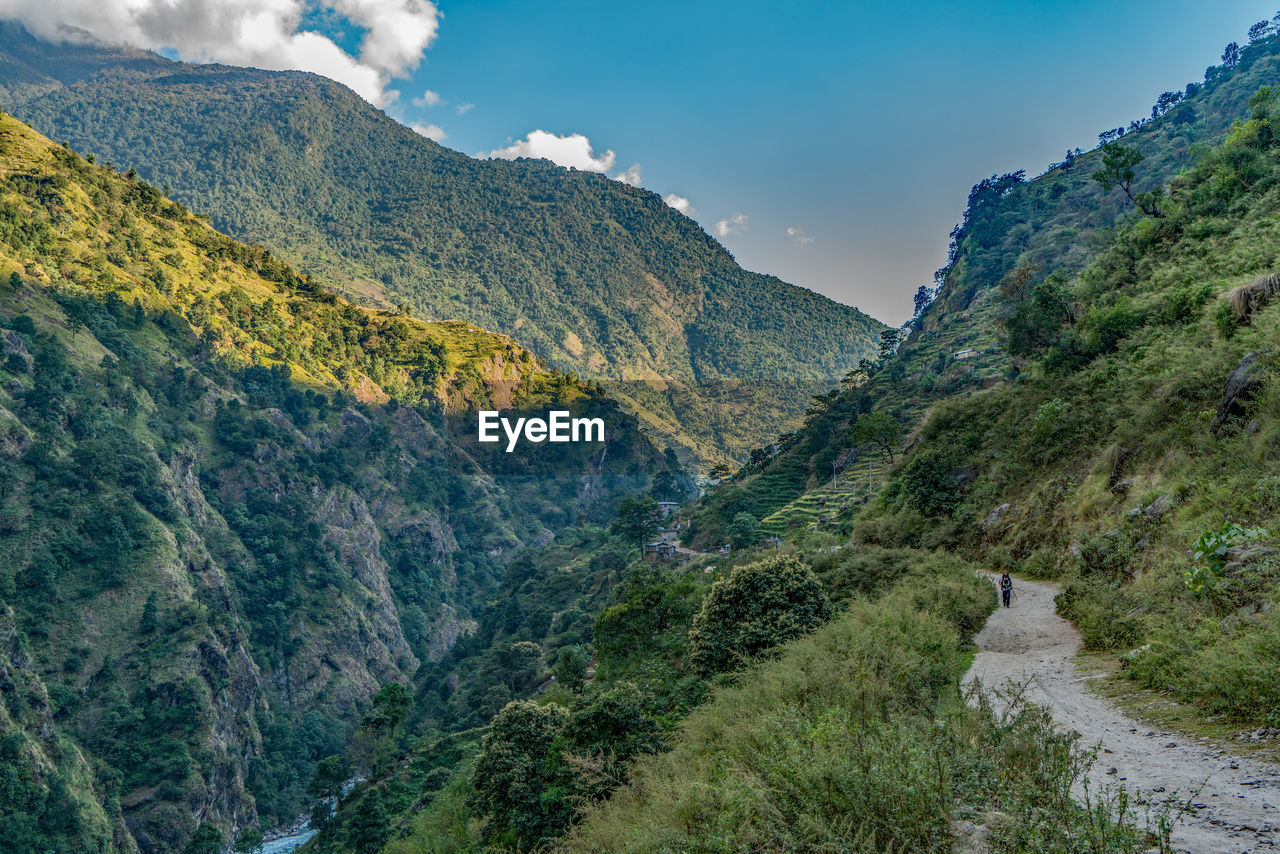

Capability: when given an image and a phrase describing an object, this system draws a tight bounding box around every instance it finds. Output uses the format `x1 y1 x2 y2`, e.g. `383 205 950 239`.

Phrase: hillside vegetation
690 27 1280 545
0 110 675 853
693 28 1280 734
0 22 885 468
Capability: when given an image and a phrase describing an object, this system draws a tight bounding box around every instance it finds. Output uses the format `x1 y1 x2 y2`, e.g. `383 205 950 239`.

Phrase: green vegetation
690 25 1280 748
0 22 885 468
565 567 1157 853
689 27 1280 538
317 543 1164 853
0 111 676 852
8 14 1280 854
687 554 831 675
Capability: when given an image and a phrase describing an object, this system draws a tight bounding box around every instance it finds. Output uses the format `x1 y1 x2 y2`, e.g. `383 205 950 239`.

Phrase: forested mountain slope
690 29 1280 542
0 110 673 853
0 22 885 469
692 27 1280 738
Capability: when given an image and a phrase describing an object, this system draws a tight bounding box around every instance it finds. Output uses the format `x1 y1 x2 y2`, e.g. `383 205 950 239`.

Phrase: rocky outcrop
1214 350 1271 433
428 603 478 662
287 487 419 714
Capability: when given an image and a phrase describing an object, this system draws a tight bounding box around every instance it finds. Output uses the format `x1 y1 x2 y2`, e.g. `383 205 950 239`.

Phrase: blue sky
18 0 1279 324
377 0 1279 323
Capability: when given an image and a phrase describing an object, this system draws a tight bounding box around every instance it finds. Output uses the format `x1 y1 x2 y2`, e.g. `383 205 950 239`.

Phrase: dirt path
963 573 1280 853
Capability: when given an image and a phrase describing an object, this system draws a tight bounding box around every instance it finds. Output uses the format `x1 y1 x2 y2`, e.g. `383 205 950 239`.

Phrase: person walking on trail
1000 571 1012 608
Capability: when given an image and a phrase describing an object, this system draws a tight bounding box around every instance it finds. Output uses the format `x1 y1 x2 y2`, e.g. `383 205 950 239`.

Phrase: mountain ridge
0 22 886 468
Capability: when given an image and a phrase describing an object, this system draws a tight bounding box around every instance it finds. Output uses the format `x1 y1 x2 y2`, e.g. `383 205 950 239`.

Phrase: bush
469 701 573 850
688 554 832 675
564 570 1152 853
895 447 962 516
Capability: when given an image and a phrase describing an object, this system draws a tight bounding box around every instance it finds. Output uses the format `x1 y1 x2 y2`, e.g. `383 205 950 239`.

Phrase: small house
644 541 677 562
953 348 977 360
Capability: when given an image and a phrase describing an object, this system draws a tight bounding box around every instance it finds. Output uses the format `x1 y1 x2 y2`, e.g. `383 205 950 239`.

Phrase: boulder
982 503 1012 529
1214 351 1271 434
1142 494 1175 519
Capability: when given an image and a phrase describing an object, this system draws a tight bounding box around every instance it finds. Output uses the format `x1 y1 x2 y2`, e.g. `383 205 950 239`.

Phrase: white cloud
787 226 814 246
413 88 444 108
664 193 694 215
412 122 446 142
455 102 474 114
485 130 616 173
715 212 748 238
0 0 440 107
614 162 642 186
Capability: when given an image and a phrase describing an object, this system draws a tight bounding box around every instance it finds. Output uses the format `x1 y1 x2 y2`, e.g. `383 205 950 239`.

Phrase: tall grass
560 568 1162 853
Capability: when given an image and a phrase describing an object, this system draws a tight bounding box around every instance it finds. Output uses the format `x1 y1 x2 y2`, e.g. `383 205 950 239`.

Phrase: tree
1000 270 1074 359
1223 41 1240 67
878 328 901 362
1092 142 1164 217
688 554 832 675
139 592 158 634
360 682 411 738
912 284 932 318
1250 20 1273 43
1151 90 1183 119
728 511 760 549
564 682 664 796
611 495 660 546
897 447 961 516
356 682 411 776
308 754 350 801
346 788 390 854
850 411 901 466
234 828 264 854
470 701 574 850
552 645 589 692
180 823 223 854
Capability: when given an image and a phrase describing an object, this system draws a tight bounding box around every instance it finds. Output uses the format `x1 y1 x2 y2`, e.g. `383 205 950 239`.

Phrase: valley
1 9 1280 854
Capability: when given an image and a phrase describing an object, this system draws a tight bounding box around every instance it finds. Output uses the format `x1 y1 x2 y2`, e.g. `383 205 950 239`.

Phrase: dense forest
0 22 885 468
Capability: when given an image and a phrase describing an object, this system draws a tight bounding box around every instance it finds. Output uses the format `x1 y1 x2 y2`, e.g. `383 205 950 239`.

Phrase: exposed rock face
1214 350 1271 433
982 503 1012 530
428 603 478 662
3 327 30 369
289 487 420 714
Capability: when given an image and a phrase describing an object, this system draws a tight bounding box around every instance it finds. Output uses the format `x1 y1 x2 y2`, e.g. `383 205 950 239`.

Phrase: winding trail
963 573 1280 853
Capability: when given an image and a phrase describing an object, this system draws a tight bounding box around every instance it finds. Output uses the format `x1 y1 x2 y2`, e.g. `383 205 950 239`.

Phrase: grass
560 564 1166 853
1075 652 1280 760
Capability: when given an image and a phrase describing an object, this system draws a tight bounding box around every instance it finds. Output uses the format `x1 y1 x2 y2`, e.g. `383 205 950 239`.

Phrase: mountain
0 109 675 853
0 22 886 470
688 30 1280 544
691 30 1280 734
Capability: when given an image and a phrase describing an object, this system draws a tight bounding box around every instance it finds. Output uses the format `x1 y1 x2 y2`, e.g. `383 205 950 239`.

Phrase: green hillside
0 110 677 853
688 29 1280 544
691 32 1280 734
0 23 885 469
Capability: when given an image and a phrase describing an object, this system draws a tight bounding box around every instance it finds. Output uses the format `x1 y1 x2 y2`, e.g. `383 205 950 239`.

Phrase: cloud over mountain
0 0 439 105
485 130 616 172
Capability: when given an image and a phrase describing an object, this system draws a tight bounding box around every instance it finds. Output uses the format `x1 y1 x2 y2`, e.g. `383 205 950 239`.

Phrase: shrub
469 701 573 850
688 554 832 675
